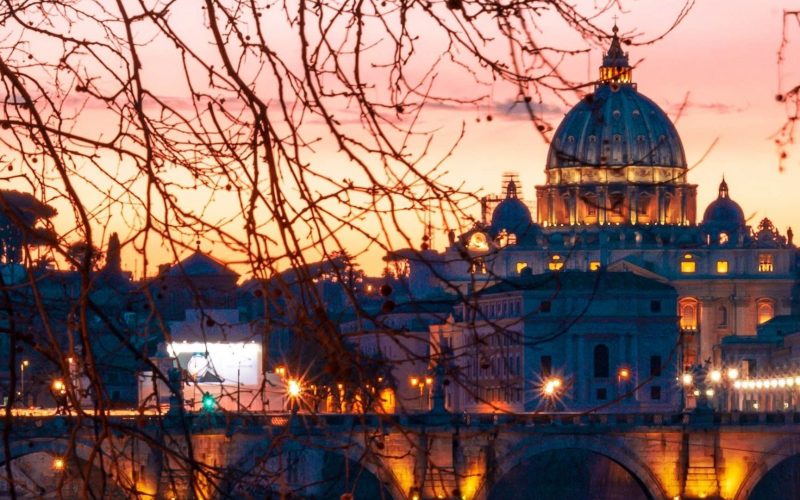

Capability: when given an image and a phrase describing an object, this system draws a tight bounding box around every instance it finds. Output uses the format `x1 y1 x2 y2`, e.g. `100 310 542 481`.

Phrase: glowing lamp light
287 379 302 397
542 377 562 397
618 368 630 380
705 389 714 397
727 368 739 380
733 380 742 389
201 393 216 411
709 370 722 383
770 379 779 388
52 457 65 471
681 373 693 386
409 377 419 387
52 379 65 393
425 377 433 386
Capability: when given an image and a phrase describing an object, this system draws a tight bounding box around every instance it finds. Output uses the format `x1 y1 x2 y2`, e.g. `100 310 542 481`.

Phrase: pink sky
418 1 800 253
9 0 800 278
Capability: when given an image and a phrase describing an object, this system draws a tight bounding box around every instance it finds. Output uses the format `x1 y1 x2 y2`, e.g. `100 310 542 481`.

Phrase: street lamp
51 379 68 415
541 376 563 410
19 360 29 405
708 366 739 411
409 375 431 411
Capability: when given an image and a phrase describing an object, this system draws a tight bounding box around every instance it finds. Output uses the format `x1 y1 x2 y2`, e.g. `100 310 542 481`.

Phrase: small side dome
490 181 532 236
702 178 745 228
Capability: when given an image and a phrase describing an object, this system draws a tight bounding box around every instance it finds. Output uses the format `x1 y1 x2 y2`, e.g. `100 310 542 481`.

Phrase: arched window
679 297 698 330
757 299 775 325
593 344 610 378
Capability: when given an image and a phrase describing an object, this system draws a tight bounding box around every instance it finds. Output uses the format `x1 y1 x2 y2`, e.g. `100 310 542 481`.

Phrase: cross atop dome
599 23 632 85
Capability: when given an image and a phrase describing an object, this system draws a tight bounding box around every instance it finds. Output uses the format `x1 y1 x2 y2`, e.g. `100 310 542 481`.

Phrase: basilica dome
546 27 686 170
491 181 532 236
535 26 696 227
702 179 745 228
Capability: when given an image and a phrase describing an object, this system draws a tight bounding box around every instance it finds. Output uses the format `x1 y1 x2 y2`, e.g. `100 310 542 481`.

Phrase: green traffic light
202 393 216 411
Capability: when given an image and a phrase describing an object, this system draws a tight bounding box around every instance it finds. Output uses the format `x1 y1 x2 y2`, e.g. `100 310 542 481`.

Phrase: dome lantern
600 24 632 85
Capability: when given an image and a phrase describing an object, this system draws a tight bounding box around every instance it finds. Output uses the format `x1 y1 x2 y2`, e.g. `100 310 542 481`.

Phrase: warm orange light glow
287 379 301 397
542 377 562 396
425 377 433 386
681 373 693 386
758 253 774 272
709 370 722 383
618 367 630 380
548 255 564 271
716 260 728 273
52 457 65 471
52 379 65 392
409 376 419 387
680 260 696 273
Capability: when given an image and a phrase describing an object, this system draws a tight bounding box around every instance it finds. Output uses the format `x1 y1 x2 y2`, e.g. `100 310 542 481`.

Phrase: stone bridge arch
0 435 135 496
734 434 800 500
216 431 406 499
475 433 667 500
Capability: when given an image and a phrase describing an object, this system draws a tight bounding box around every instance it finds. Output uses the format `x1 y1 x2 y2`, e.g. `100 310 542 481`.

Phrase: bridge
1 409 799 499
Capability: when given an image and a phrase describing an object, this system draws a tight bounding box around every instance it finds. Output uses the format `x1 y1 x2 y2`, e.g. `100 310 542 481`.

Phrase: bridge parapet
3 411 800 499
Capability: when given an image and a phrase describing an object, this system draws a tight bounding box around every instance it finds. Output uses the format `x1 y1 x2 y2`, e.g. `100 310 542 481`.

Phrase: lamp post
19 360 29 406
707 366 739 412
541 376 563 411
409 375 432 411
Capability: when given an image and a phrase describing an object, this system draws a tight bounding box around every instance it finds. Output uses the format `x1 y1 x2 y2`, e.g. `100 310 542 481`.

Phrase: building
431 270 679 413
389 25 799 413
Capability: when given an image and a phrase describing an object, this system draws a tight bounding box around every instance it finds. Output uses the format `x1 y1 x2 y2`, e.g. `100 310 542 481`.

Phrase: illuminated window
758 254 774 272
548 255 564 271
680 254 696 273
716 260 729 274
589 261 601 271
719 232 729 245
516 261 528 274
679 298 698 330
757 299 775 325
507 234 517 245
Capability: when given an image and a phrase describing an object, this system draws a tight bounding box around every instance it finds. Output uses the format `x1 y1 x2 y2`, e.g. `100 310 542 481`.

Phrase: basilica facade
391 26 799 413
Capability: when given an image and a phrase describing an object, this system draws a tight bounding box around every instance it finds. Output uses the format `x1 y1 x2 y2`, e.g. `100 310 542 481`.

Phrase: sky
6 0 800 278
327 0 800 273
436 0 800 234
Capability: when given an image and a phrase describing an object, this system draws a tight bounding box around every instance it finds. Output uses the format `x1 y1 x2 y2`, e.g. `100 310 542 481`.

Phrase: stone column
598 186 608 225
699 298 716 362
629 187 639 224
